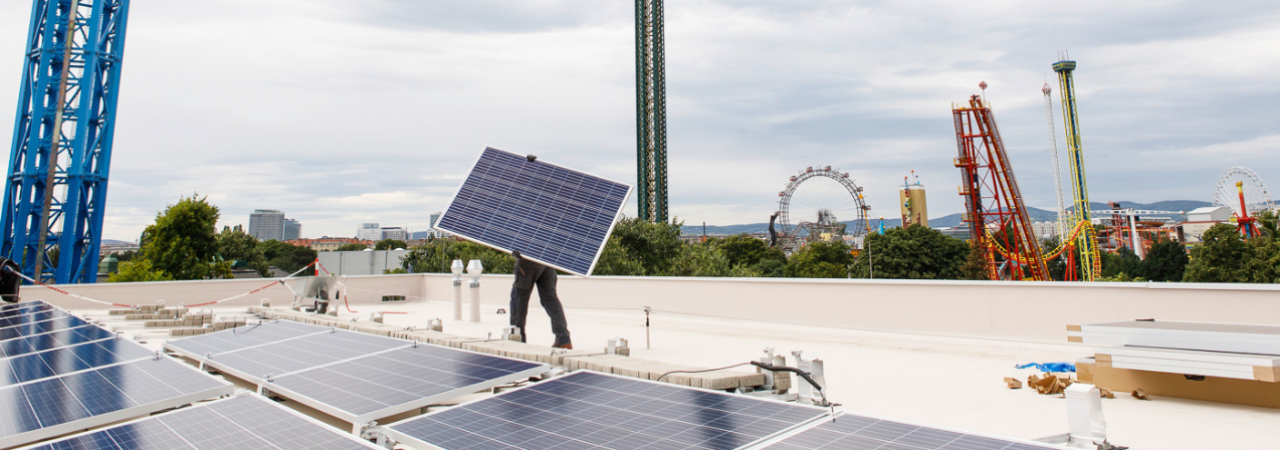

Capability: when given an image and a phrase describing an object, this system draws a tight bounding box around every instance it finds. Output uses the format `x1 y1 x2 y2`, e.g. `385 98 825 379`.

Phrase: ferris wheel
1213 167 1275 216
776 166 870 247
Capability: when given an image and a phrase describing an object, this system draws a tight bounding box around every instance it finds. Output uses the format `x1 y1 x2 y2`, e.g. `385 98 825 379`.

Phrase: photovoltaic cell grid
762 413 1058 450
435 147 632 276
166 320 548 424
0 316 90 342
1 339 155 384
386 371 827 450
0 325 116 358
269 344 545 417
0 357 232 447
21 394 380 450
162 319 327 357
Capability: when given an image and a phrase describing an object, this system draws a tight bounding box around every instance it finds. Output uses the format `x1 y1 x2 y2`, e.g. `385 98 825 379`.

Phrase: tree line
109 195 1278 284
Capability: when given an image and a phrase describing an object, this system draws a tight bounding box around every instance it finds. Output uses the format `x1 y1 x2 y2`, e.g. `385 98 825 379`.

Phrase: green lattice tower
1053 59 1101 281
635 0 668 223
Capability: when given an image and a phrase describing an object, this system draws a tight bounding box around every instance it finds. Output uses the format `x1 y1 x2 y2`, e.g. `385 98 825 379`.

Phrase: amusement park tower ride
1053 59 1102 281
2 0 131 284
635 0 668 223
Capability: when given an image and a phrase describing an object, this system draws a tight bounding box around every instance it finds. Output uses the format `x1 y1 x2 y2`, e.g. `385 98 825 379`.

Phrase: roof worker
509 251 572 349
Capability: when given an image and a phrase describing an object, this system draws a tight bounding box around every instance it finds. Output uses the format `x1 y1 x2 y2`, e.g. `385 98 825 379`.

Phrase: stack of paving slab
110 306 246 336
250 307 764 390
1070 319 1280 408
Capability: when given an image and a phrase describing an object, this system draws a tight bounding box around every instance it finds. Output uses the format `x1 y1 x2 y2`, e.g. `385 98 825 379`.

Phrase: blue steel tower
3 0 131 284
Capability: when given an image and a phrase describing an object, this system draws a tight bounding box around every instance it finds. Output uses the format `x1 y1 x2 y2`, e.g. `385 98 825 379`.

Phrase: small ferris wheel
1214 167 1275 216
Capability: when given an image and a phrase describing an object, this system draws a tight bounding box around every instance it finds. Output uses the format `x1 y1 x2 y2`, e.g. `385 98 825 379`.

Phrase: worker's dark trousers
510 260 571 346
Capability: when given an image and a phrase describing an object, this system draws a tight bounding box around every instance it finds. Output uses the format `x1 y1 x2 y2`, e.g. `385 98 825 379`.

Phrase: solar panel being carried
384 371 828 450
434 147 632 276
760 412 1058 450
165 321 547 433
18 394 381 450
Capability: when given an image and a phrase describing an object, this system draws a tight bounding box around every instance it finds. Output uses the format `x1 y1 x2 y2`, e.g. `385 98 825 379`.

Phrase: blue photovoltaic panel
0 301 44 311
164 320 329 357
23 395 380 450
763 413 1058 450
270 344 545 417
0 357 231 446
435 147 632 276
0 306 64 324
201 328 406 378
387 371 827 450
1 339 154 385
0 311 70 331
0 316 89 342
0 326 115 358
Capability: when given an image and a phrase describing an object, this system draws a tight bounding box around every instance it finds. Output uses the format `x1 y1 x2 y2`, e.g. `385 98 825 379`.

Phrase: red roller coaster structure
953 95 1050 281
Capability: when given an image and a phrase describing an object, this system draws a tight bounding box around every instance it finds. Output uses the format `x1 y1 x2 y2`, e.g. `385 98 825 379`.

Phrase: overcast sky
1 0 1277 241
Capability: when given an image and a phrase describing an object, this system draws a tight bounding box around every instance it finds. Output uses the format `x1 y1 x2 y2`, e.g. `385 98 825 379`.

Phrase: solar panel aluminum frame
0 357 235 449
381 370 833 450
12 393 385 450
259 344 549 435
432 146 633 277
168 329 550 435
751 411 1061 450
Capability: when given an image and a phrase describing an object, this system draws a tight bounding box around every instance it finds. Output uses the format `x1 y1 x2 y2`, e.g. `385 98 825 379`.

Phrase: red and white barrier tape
7 261 317 310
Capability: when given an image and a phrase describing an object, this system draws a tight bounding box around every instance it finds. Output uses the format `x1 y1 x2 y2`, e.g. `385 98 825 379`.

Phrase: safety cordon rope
6 261 318 310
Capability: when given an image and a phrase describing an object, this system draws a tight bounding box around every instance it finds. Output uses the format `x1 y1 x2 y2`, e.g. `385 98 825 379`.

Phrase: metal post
643 306 651 349
467 260 483 323
450 260 463 321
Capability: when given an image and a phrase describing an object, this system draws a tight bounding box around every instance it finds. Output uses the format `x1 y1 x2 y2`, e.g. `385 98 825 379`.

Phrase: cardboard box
1084 362 1280 409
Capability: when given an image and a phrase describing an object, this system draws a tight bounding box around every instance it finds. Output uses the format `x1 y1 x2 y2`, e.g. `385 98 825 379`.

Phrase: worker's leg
509 285 533 343
534 268 570 346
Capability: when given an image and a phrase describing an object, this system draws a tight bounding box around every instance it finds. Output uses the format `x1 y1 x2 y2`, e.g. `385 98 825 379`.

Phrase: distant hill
101 239 135 245
680 200 1213 235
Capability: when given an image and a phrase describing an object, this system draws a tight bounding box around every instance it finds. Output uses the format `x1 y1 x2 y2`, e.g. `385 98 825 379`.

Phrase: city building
1031 221 1059 240
380 227 408 242
1178 206 1232 244
357 223 382 241
283 219 301 241
286 238 373 252
248 210 285 241
429 212 451 238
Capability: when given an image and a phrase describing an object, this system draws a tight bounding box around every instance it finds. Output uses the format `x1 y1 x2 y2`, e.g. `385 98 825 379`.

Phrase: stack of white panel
1069 320 1280 381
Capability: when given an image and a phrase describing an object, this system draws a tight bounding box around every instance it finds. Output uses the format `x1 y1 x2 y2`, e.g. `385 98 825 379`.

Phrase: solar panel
760 413 1058 450
0 301 43 311
163 320 331 357
435 147 632 276
167 321 549 430
19 394 381 450
0 309 67 328
1 339 155 385
0 356 233 448
384 371 828 450
267 344 547 423
0 301 51 316
0 316 90 342
0 325 115 359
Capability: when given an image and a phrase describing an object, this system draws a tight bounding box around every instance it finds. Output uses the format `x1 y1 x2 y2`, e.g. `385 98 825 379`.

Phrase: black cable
655 363 753 382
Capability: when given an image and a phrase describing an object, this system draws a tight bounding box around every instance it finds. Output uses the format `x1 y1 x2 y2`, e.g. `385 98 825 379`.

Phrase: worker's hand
512 250 522 260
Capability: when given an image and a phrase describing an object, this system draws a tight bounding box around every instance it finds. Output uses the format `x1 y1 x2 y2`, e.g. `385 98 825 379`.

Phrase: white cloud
0 0 1276 240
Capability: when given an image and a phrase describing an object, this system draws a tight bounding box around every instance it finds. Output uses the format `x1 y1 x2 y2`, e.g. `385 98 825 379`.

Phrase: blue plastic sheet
1015 362 1076 373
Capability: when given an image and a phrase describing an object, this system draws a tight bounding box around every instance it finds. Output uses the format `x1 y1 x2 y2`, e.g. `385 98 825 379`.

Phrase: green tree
849 225 969 279
335 243 368 251
374 239 408 250
400 239 514 274
1184 223 1252 282
1101 246 1143 280
960 241 990 280
593 216 685 276
109 259 174 282
784 240 853 278
139 194 230 280
717 234 785 268
665 240 760 277
1142 238 1189 282
217 226 269 277
261 240 318 274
